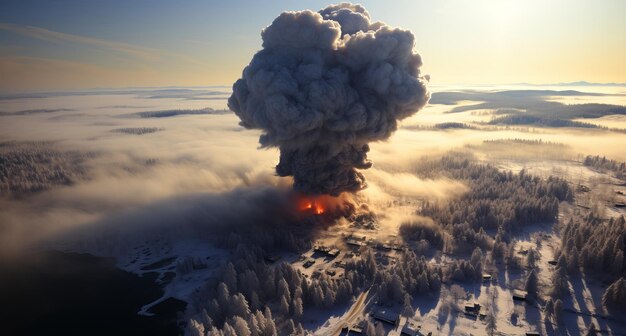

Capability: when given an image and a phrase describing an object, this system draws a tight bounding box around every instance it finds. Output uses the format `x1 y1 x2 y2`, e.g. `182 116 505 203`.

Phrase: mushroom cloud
228 3 430 196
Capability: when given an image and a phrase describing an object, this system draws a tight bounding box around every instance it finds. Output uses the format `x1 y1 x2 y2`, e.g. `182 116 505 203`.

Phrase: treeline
482 138 568 147
411 156 572 253
489 115 600 129
0 141 93 197
558 215 625 278
433 122 475 130
467 138 574 161
112 127 162 135
583 155 626 179
130 108 230 118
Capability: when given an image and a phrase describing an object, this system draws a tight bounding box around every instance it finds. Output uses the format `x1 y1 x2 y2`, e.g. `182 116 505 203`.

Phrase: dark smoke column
228 3 429 196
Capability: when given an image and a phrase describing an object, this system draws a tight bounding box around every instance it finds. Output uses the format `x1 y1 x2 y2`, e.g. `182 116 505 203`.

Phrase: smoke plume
228 3 429 196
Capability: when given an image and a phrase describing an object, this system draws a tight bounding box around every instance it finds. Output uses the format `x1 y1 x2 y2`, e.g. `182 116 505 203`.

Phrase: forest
0 141 93 197
583 155 626 179
410 156 572 254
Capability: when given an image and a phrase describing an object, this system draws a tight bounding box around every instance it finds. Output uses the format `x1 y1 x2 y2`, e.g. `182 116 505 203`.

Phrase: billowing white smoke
228 3 429 196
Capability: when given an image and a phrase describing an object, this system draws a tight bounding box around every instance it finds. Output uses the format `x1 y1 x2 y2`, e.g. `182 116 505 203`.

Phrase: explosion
228 3 430 197
293 193 355 219
298 197 324 215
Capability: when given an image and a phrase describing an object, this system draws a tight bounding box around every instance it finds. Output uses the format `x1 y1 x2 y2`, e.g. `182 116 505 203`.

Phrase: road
316 289 371 336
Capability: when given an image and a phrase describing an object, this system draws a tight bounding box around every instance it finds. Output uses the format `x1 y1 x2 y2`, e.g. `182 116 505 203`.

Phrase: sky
0 0 625 92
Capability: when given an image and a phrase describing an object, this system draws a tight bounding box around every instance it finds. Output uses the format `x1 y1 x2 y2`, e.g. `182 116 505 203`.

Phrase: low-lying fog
1 85 625 254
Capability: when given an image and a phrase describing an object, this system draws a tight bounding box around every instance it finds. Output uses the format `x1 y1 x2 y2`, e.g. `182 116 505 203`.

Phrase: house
346 234 367 241
340 326 363 335
346 239 366 247
334 261 347 268
482 274 492 282
464 302 480 313
341 320 366 335
525 332 540 336
464 302 481 317
401 319 420 336
303 259 315 268
373 310 399 326
314 245 340 258
513 289 528 301
314 245 331 254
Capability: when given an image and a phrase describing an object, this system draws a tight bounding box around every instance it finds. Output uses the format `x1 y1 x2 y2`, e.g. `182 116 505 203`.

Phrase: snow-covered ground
113 238 230 315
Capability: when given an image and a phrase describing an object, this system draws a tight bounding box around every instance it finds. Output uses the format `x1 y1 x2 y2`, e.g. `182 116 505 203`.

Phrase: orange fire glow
293 193 355 219
298 197 325 215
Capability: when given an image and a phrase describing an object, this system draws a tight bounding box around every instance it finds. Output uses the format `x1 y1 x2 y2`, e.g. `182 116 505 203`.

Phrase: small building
401 319 420 336
464 303 481 315
303 259 315 268
525 332 540 336
346 234 367 241
513 289 528 301
334 261 347 268
340 321 365 335
482 274 492 282
373 310 399 326
340 326 363 335
314 245 331 254
615 202 626 208
547 260 558 266
314 245 340 258
346 239 366 247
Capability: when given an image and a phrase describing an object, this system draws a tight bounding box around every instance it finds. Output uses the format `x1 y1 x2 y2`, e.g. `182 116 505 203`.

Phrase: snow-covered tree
554 299 563 325
280 294 290 315
524 269 538 298
401 293 413 317
602 277 626 312
185 318 205 336
231 316 251 336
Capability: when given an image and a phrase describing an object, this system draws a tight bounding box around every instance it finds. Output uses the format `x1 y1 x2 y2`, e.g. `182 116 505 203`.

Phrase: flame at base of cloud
292 192 355 219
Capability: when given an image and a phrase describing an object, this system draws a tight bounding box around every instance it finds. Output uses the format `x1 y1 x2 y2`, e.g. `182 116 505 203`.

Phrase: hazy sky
1 0 625 92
